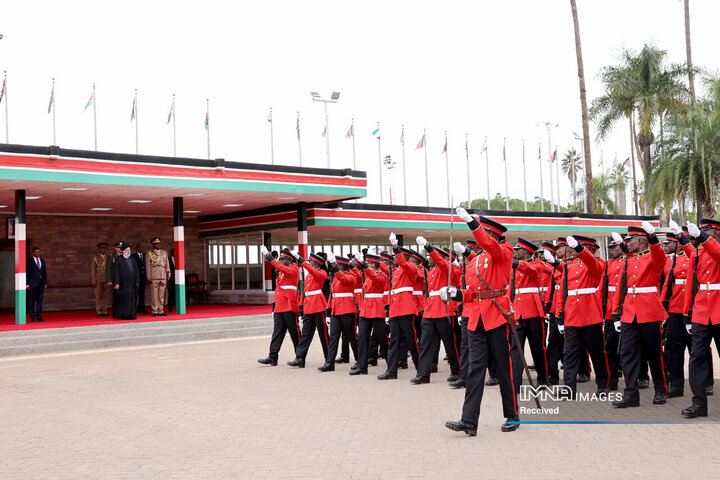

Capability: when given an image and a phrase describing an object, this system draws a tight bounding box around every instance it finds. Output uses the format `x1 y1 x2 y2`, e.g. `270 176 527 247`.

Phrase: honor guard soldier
610 222 669 408
146 237 171 316
411 237 462 385
377 233 421 380
544 238 567 385
351 253 389 375
679 219 720 418
443 209 519 435
91 242 111 317
509 238 549 388
320 253 359 372
258 248 300 366
288 251 330 368
603 239 627 389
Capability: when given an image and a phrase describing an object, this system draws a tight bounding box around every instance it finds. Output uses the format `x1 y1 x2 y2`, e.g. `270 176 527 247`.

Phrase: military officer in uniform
91 242 111 317
146 237 171 317
108 241 123 318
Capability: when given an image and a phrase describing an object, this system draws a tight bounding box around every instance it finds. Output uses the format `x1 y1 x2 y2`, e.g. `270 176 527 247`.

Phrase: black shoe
667 388 684 398
596 387 609 396
257 357 277 366
576 374 591 383
447 374 461 383
609 379 619 391
638 379 650 389
681 404 708 418
152 313 158 317
431 364 438 373
612 395 640 408
410 375 430 385
548 375 560 386
449 378 466 389
160 312 168 316
399 362 409 370
377 371 397 380
335 357 349 364
287 357 305 368
501 417 520 432
349 368 367 375
706 385 714 396
652 392 667 405
445 420 477 436
485 376 499 386
351 362 361 370
368 358 378 367
37 317 45 322
318 362 335 372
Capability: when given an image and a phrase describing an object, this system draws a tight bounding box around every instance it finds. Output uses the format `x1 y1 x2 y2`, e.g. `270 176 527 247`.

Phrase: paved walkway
1 337 719 479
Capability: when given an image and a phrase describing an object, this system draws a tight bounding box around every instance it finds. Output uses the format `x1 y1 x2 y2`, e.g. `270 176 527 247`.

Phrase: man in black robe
113 243 140 320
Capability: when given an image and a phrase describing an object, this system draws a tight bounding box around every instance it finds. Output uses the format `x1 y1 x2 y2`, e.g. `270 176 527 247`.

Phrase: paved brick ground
1 336 720 479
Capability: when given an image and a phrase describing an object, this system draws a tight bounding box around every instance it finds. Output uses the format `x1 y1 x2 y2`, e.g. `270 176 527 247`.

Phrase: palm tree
569 0 594 213
608 163 630 214
684 0 696 105
561 148 583 206
577 173 618 214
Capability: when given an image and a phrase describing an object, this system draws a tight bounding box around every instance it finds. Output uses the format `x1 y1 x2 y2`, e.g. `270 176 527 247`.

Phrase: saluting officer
351 253 389 375
320 253 359 372
545 238 567 385
91 242 111 317
146 237 171 316
603 239 627 390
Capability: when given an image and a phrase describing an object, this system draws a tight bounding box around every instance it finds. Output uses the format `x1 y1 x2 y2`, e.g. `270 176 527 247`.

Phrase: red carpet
0 304 272 332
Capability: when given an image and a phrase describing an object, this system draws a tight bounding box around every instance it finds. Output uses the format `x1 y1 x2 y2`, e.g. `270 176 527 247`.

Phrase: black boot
652 392 667 405
681 404 708 418
257 357 277 366
447 374 461 383
485 376 499 386
612 395 639 408
377 370 397 380
449 378 467 389
410 375 429 385
318 362 335 372
287 357 305 368
349 367 368 375
501 417 520 432
445 420 477 436
667 387 684 398
335 357 349 364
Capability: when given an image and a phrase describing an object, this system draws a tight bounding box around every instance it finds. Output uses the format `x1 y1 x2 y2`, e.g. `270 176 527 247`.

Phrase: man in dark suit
132 243 149 314
26 247 48 322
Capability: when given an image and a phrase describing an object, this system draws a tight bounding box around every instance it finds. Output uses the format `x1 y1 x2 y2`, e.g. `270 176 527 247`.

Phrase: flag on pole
204 111 209 130
502 142 506 161
130 93 136 122
267 111 272 123
538 144 542 161
442 136 447 154
416 134 425 150
296 113 300 139
166 99 174 124
83 90 95 113
613 153 618 166
465 138 468 156
598 151 603 168
0 77 5 104
400 128 404 145
480 138 487 154
321 127 326 137
345 124 353 138
372 127 380 139
522 142 525 164
48 85 55 114
623 157 630 166
551 149 557 163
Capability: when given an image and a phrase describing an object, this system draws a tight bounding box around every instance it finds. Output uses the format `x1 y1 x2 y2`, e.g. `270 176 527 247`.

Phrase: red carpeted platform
0 304 272 332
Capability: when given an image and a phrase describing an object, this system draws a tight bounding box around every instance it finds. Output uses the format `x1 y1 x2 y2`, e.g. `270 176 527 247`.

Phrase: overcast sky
1 0 717 209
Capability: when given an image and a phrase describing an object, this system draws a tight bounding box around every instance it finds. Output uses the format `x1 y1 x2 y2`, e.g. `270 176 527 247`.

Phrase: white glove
686 324 692 334
669 220 682 235
326 252 336 263
389 232 398 246
290 249 299 259
326 316 331 328
566 235 578 248
558 324 565 334
416 236 427 247
439 286 457 301
453 260 460 267
385 316 390 325
354 252 363 263
260 245 269 256
453 242 465 254
456 207 473 223
543 250 555 264
614 321 621 333
611 232 623 244
457 316 462 325
642 221 655 235
687 222 701 238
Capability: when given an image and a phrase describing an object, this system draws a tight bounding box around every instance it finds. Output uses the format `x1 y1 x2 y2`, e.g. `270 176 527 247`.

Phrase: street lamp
310 91 340 169
384 155 397 205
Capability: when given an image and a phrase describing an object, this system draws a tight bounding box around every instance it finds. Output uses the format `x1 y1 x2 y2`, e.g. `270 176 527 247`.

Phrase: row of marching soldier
257 211 720 434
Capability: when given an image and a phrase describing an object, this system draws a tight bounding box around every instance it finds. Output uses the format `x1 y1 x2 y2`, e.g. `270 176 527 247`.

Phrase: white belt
699 284 720 291
608 286 616 292
332 292 354 298
353 288 363 293
674 279 687 285
382 291 389 296
413 290 424 296
279 285 297 291
364 293 384 299
516 287 539 294
567 287 598 296
627 286 657 294
428 290 443 297
391 287 414 295
305 289 324 296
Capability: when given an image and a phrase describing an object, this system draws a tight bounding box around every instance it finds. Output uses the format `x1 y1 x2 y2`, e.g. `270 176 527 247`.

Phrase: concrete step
0 315 274 357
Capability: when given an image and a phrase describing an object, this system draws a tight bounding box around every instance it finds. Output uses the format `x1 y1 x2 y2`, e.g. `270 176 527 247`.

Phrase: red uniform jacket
330 269 359 316
460 226 513 332
424 249 462 318
560 248 605 327
413 264 426 312
613 243 667 323
594 257 607 310
540 263 554 306
659 254 690 314
550 265 564 316
512 259 545 320
683 236 720 325
389 250 419 317
461 252 478 320
270 259 299 313
350 267 364 312
300 261 328 314
360 266 388 318
604 257 624 320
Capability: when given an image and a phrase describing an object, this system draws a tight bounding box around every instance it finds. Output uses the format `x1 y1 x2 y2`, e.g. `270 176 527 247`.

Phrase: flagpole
172 94 176 157
206 98 211 160
538 143 544 212
92 83 97 151
4 71 8 143
269 107 275 165
485 136 490 209
377 122 383 204
52 78 56 146
134 89 138 154
465 133 471 209
351 118 356 170
503 138 509 210
522 139 527 211
555 144 560 210
297 111 302 167
401 124 407 205
548 144 554 212
445 131 450 208
424 128 429 207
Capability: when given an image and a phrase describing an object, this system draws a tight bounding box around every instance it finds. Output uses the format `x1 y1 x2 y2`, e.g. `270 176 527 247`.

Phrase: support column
173 197 186 315
263 232 273 292
297 203 308 258
15 190 26 325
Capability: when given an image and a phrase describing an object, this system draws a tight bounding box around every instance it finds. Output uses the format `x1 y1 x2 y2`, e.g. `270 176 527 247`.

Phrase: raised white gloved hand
543 250 555 264
290 249 299 259
614 321 621 333
558 324 565 334
642 221 655 235
456 207 473 223
354 252 363 263
453 242 465 254
389 232 398 246
326 252 336 263
439 286 458 301
611 232 623 245
686 324 692 334
453 260 460 267
566 235 578 248
416 236 427 247
669 220 682 236
260 245 269 256
687 222 701 238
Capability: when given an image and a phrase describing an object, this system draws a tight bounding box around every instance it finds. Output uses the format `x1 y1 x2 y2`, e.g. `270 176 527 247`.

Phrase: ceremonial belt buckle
474 289 504 300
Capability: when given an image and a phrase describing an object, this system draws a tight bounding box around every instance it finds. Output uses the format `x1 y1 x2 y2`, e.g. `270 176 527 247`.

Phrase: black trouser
28 285 45 320
666 312 691 389
546 316 564 380
459 317 469 381
268 311 300 361
690 321 720 409
137 276 147 312
510 316 549 388
369 320 390 361
295 311 330 361
340 329 350 361
326 313 358 365
387 314 419 373
563 324 610 395
620 319 667 399
357 317 388 369
604 319 621 381
461 321 518 425
418 317 461 377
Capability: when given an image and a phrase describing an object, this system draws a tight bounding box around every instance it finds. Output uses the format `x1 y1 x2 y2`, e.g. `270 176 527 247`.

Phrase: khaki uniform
146 248 170 314
91 252 110 314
